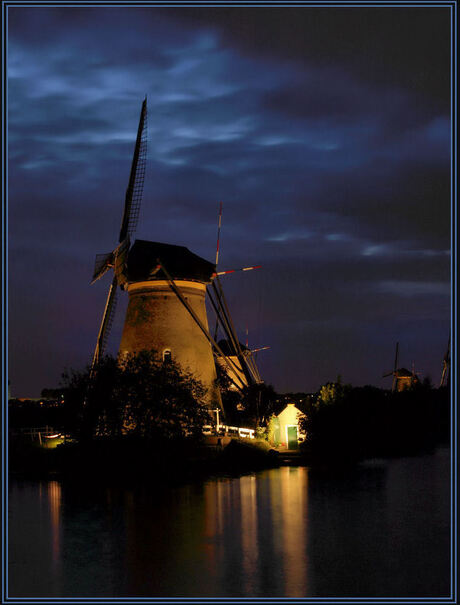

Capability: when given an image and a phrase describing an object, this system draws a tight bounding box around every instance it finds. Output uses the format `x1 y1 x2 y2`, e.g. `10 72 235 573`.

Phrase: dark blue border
1 1 457 603
450 0 458 602
2 0 8 602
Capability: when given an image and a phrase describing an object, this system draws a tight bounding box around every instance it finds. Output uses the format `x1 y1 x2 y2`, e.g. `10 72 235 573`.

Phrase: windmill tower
91 98 220 407
118 240 220 405
383 342 419 392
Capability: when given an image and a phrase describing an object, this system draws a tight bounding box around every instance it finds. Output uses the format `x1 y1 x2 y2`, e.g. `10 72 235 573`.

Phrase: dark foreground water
9 448 451 598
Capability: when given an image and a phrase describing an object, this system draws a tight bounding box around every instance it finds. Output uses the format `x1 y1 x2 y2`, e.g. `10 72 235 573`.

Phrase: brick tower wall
119 280 220 406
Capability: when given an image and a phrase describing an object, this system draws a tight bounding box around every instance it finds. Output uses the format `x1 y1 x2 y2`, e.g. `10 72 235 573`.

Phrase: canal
8 447 451 598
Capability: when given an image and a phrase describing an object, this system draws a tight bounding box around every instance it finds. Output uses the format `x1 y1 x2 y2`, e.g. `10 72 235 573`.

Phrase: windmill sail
209 277 262 387
119 97 148 243
91 251 114 284
440 333 450 387
382 341 399 392
92 277 118 368
392 342 399 392
91 98 148 368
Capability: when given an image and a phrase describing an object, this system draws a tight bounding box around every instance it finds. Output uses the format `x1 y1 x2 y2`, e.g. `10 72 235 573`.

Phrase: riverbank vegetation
9 351 278 480
298 380 450 465
9 352 450 477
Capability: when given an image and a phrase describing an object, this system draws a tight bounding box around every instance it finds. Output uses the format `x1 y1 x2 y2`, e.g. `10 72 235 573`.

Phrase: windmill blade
251 346 270 353
382 371 393 378
440 332 451 387
215 201 222 267
119 97 148 243
444 332 451 363
394 342 399 372
216 265 261 276
91 276 119 369
440 365 447 387
113 238 131 287
213 202 223 340
91 251 114 284
213 277 258 386
91 236 131 286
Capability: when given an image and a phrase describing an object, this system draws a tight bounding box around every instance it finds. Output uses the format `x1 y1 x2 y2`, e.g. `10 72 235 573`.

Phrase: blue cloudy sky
7 5 452 396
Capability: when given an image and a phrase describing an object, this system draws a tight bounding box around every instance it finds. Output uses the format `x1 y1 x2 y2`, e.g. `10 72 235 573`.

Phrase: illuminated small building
270 403 306 450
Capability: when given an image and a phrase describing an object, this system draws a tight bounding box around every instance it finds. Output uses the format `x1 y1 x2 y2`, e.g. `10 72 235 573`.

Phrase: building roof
395 368 413 378
127 240 216 283
276 402 305 420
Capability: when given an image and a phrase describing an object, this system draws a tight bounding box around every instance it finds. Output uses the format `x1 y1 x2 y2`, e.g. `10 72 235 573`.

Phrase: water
8 448 451 598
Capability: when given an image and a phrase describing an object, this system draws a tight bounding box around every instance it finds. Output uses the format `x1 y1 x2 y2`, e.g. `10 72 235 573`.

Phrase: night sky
8 5 452 397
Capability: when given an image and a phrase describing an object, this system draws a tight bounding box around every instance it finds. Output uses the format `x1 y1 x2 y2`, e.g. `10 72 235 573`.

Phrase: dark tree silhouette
299 380 449 462
61 350 211 442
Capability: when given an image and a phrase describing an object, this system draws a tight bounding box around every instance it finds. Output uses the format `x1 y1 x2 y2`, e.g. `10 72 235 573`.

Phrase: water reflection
8 450 451 598
48 481 61 566
239 475 258 594
8 480 63 596
279 467 308 596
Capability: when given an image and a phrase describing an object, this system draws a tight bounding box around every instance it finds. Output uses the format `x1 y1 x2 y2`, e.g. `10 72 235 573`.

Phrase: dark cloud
306 161 451 249
170 7 451 110
7 6 451 396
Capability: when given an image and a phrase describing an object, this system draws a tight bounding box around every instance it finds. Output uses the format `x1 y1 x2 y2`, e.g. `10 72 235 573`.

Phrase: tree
299 380 446 463
214 360 278 428
61 350 211 442
315 381 351 407
240 382 277 427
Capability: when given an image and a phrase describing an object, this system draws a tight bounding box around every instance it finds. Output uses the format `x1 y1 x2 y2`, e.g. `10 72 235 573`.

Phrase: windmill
383 342 418 392
440 333 450 387
90 100 263 412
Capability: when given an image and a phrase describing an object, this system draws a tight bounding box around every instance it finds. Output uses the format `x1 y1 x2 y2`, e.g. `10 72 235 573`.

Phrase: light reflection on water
8 449 450 598
48 481 61 567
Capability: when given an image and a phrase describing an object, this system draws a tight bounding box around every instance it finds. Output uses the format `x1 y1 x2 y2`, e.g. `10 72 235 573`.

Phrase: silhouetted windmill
440 333 450 387
383 342 418 392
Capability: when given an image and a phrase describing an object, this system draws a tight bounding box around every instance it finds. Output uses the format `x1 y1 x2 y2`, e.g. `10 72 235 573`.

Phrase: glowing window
163 349 172 363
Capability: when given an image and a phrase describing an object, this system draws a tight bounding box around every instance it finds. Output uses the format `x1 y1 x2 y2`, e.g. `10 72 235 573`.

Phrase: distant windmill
90 99 262 410
440 333 450 387
383 342 419 392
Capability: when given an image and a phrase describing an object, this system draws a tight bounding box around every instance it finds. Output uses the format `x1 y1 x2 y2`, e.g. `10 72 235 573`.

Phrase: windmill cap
127 239 216 283
395 368 414 377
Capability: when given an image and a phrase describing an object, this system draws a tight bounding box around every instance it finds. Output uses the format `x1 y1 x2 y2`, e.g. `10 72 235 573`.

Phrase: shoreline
8 435 449 487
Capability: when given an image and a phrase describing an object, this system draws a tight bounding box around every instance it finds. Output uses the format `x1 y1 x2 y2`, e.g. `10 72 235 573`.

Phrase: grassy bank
8 436 280 485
